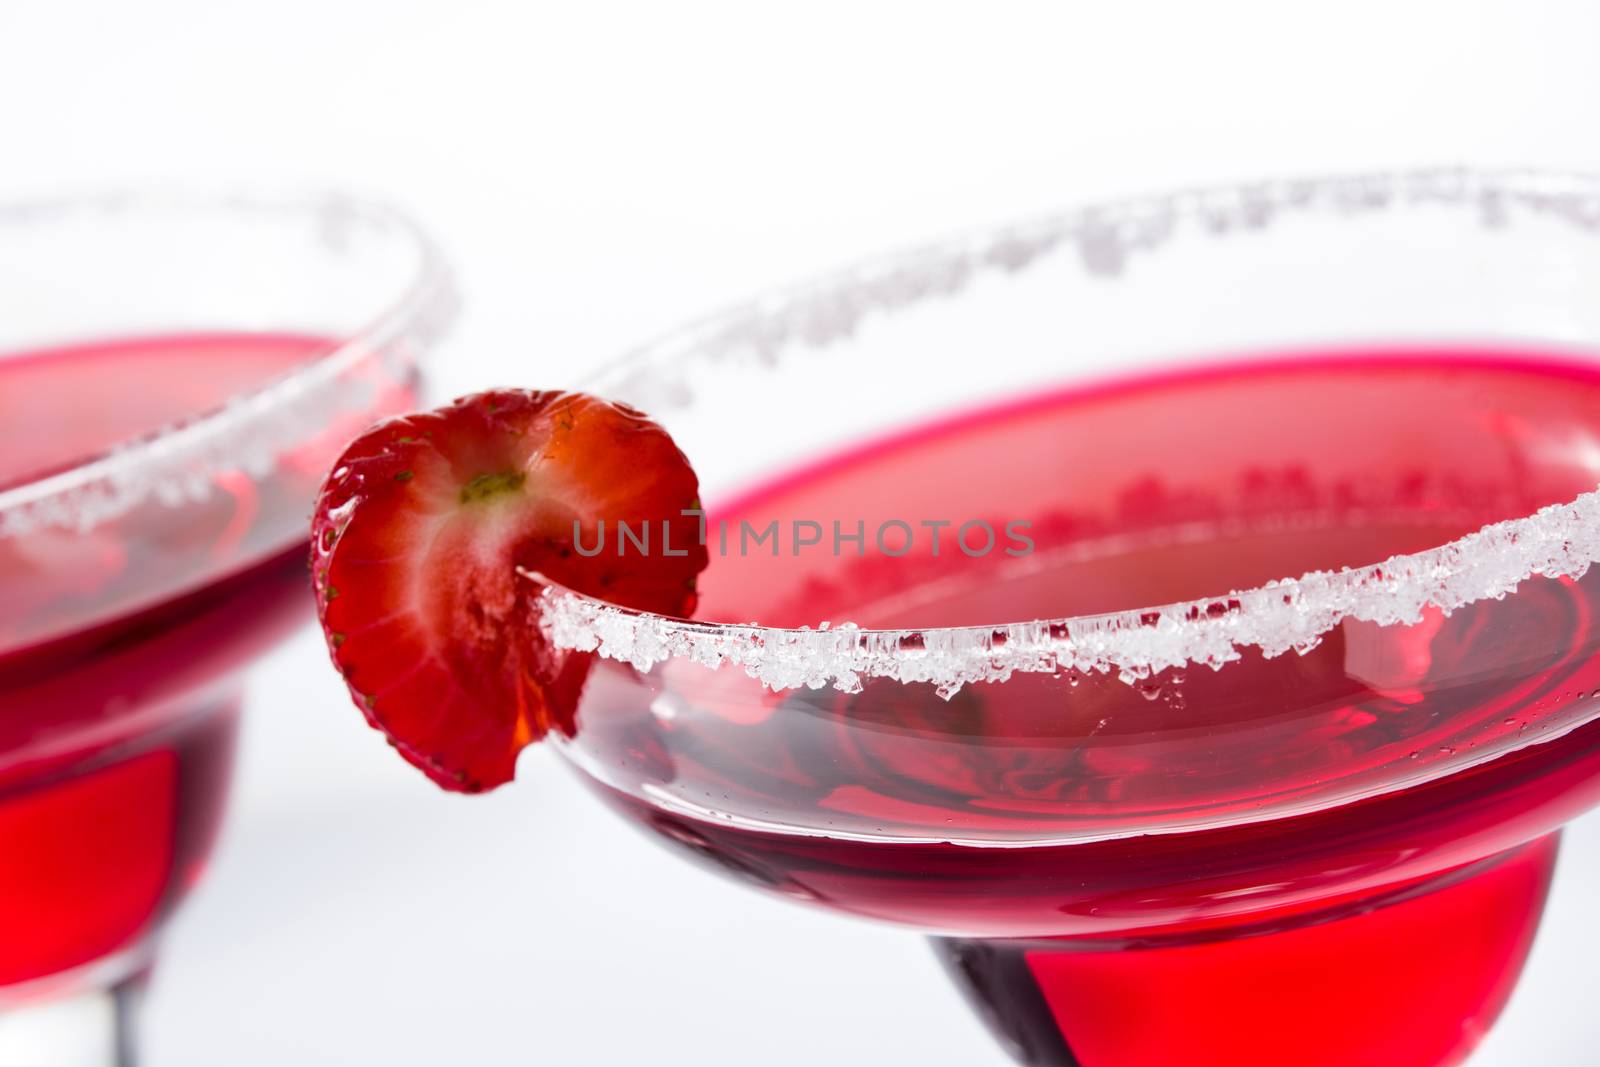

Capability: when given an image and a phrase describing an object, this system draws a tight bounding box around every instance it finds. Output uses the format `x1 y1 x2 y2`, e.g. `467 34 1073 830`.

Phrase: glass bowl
539 168 1600 1067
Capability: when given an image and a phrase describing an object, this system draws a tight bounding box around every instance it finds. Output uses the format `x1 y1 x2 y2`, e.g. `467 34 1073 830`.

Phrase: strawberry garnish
311 390 707 792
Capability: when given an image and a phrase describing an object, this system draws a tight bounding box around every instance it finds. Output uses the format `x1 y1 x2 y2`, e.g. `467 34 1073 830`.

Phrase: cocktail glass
538 169 1600 1066
0 190 453 1065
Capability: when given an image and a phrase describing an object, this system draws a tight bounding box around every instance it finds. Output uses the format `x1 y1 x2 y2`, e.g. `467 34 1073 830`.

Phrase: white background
5 2 1600 1062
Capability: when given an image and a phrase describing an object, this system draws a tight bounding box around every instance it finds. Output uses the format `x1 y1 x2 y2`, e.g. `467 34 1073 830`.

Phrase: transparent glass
0 189 454 1066
543 169 1600 1066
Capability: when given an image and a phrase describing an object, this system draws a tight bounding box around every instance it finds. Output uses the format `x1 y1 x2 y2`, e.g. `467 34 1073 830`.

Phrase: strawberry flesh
312 390 707 792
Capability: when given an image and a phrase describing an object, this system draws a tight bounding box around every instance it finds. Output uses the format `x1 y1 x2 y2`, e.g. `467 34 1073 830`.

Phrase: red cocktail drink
0 192 450 1063
304 169 1600 1065
568 351 1597 1067
538 172 1600 1064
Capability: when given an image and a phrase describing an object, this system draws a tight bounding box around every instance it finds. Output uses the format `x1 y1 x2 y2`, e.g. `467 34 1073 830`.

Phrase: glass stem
0 968 149 1067
934 938 1083 1066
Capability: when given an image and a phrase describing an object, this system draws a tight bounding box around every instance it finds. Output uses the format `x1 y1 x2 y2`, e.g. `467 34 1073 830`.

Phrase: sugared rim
0 187 456 538
537 167 1600 694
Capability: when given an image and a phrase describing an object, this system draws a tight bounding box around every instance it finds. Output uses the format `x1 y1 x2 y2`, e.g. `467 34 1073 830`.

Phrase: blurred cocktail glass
0 190 452 1065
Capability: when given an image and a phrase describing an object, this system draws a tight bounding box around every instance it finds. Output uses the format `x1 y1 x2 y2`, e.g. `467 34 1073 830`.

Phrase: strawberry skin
311 390 707 792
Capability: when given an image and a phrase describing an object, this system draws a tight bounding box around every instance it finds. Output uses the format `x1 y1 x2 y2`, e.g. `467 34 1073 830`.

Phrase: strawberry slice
311 390 707 792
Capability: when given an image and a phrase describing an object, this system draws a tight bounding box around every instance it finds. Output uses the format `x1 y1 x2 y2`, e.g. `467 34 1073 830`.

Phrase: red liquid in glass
572 349 1600 1066
0 334 409 992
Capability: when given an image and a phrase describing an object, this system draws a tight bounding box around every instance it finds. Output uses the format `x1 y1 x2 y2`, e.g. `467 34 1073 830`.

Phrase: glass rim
540 166 1600 696
0 185 456 539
